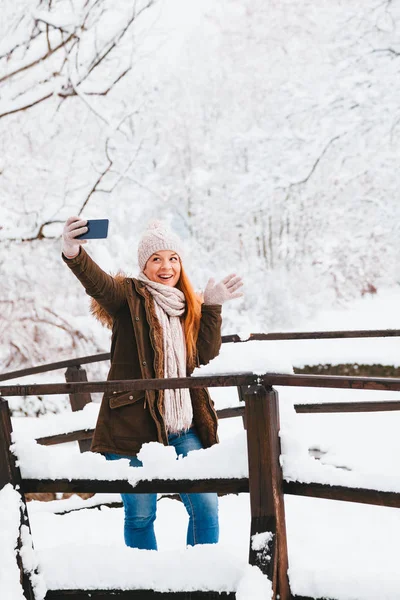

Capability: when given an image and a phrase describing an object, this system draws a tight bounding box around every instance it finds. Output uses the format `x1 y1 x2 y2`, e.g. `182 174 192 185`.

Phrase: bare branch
0 92 54 120
0 32 76 84
75 0 155 87
77 158 113 216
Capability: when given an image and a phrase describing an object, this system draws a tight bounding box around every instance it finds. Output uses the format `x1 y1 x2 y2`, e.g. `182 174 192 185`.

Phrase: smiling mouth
158 274 173 280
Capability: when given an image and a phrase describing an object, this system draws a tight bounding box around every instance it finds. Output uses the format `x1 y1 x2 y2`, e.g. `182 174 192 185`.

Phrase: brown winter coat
62 248 221 456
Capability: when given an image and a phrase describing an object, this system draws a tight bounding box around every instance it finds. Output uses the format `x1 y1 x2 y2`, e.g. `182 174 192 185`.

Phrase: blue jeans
104 427 219 550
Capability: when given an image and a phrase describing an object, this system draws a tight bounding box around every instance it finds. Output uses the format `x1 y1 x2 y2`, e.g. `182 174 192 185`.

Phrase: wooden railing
2 330 400 599
2 371 400 599
1 328 399 382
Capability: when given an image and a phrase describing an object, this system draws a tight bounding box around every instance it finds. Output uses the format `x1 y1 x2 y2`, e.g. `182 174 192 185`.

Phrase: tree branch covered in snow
0 0 157 120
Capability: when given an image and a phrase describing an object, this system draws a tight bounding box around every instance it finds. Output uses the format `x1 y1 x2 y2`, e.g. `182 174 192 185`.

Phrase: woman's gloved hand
203 274 244 305
62 216 88 258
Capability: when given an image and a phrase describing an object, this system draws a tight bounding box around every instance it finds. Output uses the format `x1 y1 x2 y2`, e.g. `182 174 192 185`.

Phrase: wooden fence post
237 385 247 429
242 384 290 599
0 397 36 600
65 366 92 452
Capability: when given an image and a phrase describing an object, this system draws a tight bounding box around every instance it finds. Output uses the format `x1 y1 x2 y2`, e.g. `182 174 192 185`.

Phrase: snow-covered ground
3 290 400 599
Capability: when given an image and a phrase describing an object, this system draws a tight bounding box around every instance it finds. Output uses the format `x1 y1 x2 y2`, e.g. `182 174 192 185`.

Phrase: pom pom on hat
138 220 185 271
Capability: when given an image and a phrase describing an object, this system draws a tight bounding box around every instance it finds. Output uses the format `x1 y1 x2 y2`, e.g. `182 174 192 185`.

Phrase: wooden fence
1 330 400 599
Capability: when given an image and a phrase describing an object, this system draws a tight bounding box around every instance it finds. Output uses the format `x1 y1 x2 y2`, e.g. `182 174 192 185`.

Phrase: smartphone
76 219 109 240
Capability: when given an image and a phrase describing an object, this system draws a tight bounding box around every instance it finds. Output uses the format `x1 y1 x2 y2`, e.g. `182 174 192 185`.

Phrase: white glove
203 274 244 305
62 216 88 258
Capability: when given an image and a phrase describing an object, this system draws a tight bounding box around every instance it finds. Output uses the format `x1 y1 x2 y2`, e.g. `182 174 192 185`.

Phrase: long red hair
176 266 202 371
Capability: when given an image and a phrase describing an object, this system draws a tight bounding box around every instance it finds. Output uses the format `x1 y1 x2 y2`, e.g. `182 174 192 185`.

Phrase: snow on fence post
65 366 92 452
242 384 290 600
0 397 36 600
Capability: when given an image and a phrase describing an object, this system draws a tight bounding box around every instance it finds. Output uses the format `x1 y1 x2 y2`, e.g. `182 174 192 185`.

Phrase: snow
3 292 400 598
37 542 244 593
4 0 400 596
0 484 46 600
192 340 294 377
236 565 273 600
251 532 273 552
5 299 400 599
12 433 249 483
12 402 99 441
0 485 26 600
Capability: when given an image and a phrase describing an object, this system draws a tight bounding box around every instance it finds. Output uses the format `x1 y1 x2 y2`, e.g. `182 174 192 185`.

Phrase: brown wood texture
266 388 290 599
45 591 236 599
65 366 92 452
3 371 400 398
0 399 36 600
0 353 111 382
3 372 400 398
23 477 249 495
36 429 94 446
295 401 400 413
283 481 400 508
216 406 245 419
243 384 290 599
1 328 399 382
223 329 400 342
0 373 258 396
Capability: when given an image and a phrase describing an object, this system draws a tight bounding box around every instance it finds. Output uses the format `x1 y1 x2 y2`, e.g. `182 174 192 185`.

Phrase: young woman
62 216 243 550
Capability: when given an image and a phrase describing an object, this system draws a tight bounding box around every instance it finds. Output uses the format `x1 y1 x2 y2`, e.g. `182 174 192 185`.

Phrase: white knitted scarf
137 273 193 433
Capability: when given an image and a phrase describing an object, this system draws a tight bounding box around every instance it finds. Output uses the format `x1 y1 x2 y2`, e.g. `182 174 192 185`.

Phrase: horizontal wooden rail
46 591 236 599
23 478 249 495
0 373 255 396
1 329 399 382
283 481 400 508
223 329 400 342
24 477 400 508
3 372 400 397
295 401 400 413
37 429 94 446
0 353 111 382
35 406 245 446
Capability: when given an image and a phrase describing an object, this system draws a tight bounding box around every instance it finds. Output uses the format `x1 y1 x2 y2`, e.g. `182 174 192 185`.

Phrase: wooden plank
292 596 334 600
295 401 400 413
23 478 249 495
266 388 290 599
217 406 245 419
0 353 111 382
3 372 400 397
37 429 94 446
242 384 290 599
2 327 399 382
65 366 92 452
222 329 400 342
0 373 258 397
0 398 36 600
283 481 400 508
45 591 236 599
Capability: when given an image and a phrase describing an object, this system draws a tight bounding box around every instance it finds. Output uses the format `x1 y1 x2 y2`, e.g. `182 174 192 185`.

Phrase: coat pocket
109 389 145 409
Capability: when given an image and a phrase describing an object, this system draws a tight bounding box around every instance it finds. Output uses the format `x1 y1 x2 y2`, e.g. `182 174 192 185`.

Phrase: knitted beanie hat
137 220 185 271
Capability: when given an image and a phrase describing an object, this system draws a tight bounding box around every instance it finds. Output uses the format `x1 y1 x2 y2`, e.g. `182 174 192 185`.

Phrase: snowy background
2 0 400 373
2 1 400 599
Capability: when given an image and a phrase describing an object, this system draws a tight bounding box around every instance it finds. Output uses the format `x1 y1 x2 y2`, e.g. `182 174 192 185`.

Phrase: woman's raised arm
62 216 126 317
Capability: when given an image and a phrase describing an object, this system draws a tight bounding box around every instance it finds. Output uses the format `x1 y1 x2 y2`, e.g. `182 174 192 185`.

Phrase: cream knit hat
138 220 184 271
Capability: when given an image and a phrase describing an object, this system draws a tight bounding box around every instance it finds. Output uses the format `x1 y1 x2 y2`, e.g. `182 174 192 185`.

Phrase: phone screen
76 219 109 239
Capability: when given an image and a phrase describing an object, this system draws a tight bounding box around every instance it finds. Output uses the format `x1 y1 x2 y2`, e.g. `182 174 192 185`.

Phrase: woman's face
144 250 181 287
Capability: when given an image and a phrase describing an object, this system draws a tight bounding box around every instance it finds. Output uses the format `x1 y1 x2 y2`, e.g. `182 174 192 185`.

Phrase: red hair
176 266 202 371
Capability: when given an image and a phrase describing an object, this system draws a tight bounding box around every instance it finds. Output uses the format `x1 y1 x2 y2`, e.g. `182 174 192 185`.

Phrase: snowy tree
2 0 400 398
